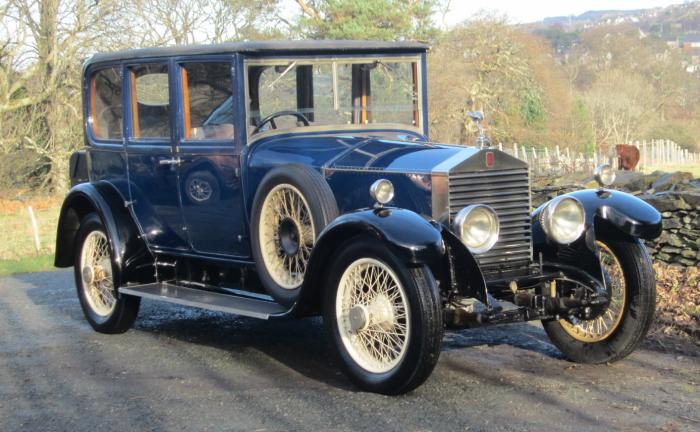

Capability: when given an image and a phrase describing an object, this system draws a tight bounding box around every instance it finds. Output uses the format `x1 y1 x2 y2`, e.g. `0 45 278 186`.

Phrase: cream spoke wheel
258 183 316 289
560 241 627 342
336 258 410 374
79 231 117 317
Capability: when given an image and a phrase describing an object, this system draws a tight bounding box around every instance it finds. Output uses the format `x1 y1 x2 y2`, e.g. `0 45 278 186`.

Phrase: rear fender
54 182 154 284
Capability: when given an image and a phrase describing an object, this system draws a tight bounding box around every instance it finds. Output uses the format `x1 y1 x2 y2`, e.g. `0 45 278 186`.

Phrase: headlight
453 205 500 254
541 196 586 245
369 179 394 205
593 164 616 187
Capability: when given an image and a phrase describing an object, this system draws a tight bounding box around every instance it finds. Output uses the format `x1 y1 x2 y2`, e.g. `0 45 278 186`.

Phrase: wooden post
513 143 519 160
27 206 41 254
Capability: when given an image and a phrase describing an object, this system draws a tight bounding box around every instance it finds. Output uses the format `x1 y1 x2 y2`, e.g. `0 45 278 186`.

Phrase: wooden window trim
181 67 192 139
129 70 140 138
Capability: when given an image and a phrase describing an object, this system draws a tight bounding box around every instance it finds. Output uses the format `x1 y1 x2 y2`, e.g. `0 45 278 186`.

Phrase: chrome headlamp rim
593 164 616 187
452 204 500 254
369 179 395 205
541 196 586 245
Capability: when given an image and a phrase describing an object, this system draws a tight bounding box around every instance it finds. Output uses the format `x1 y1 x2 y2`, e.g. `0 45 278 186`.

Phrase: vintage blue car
55 41 662 394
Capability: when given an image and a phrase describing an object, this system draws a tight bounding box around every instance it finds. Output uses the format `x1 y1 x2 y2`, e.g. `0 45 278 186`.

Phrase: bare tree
1 0 125 190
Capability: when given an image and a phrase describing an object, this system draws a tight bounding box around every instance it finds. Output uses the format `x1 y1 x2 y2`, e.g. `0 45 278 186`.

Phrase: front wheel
543 235 656 363
324 237 443 394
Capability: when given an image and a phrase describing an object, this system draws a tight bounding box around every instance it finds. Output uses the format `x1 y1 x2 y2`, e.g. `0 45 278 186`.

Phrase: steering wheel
252 110 310 134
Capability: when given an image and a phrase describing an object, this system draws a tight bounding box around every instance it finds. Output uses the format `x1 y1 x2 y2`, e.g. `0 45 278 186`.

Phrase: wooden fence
498 139 700 177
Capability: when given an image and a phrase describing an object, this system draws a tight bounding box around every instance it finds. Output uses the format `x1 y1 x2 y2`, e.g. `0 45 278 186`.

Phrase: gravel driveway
1 271 698 431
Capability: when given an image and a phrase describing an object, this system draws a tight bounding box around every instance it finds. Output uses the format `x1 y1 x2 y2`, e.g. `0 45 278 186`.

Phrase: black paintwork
54 182 154 284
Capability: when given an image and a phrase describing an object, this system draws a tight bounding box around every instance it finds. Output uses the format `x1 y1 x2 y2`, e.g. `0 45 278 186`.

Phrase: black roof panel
86 40 429 66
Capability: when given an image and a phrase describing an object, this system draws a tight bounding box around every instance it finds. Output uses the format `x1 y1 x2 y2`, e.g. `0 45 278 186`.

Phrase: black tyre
323 237 443 395
251 165 338 305
543 235 655 363
184 170 220 205
74 213 140 334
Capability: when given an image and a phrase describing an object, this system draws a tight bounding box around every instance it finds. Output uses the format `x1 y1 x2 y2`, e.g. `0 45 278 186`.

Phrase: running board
119 282 289 320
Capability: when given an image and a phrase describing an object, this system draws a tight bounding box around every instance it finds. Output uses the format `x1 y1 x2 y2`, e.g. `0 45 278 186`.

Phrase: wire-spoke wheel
559 241 626 342
251 165 339 305
336 258 410 374
325 237 443 395
543 234 655 364
259 183 315 289
79 230 117 317
74 213 140 334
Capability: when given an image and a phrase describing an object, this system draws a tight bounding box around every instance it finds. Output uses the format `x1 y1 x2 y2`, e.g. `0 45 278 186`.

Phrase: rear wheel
74 213 140 333
324 237 443 394
543 235 655 363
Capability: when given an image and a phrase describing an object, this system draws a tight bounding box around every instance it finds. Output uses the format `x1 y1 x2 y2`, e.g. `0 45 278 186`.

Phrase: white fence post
27 206 41 254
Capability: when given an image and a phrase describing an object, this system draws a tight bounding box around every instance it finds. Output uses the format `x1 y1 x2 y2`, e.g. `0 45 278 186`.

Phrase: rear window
90 67 123 140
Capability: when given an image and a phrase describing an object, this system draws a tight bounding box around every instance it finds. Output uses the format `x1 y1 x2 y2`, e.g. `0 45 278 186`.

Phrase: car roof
85 40 430 66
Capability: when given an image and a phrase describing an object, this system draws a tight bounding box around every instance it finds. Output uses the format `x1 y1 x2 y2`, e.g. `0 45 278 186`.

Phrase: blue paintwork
244 132 477 217
74 45 488 267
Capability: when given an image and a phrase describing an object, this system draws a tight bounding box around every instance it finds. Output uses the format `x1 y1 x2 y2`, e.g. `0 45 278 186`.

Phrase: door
125 62 190 251
176 59 249 257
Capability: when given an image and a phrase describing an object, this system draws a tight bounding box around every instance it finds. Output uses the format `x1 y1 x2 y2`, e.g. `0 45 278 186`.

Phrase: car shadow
21 272 573 393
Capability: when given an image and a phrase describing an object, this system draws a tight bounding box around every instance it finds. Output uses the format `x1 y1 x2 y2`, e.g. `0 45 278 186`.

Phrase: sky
441 0 685 26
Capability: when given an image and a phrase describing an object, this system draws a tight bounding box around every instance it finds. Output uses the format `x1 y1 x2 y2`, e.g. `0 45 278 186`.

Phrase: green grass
0 254 56 277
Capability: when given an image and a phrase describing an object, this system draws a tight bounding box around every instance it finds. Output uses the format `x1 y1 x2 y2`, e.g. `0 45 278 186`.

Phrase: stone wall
532 171 700 268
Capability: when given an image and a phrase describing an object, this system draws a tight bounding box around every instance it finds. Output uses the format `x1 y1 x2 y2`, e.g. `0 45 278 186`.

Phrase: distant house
680 34 700 50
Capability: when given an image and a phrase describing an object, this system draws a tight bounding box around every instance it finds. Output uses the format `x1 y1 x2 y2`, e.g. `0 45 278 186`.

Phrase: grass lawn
0 255 56 277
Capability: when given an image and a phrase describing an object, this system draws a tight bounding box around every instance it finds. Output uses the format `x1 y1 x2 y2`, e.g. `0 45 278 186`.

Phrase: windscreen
247 58 420 135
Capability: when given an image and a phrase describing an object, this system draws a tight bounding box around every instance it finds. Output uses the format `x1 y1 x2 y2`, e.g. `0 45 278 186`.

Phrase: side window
181 62 234 140
90 67 123 140
130 64 170 138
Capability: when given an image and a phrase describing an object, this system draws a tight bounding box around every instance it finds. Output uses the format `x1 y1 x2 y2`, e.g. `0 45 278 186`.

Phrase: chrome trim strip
430 148 479 174
431 173 448 221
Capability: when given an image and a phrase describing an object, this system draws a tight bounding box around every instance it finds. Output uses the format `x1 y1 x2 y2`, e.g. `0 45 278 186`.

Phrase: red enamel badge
485 151 495 167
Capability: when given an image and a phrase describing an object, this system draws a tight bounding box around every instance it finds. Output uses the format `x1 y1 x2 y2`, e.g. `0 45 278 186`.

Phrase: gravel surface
1 271 698 432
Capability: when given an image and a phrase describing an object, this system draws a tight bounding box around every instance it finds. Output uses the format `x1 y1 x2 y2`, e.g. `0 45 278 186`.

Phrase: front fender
54 182 153 284
532 188 662 288
297 207 444 314
533 189 662 242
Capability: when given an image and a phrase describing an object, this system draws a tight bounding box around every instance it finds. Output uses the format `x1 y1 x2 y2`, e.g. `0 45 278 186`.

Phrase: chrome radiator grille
448 168 532 273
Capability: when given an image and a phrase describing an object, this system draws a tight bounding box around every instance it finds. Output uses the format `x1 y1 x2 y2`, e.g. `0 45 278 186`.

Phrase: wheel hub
278 217 301 256
348 305 369 332
81 265 94 285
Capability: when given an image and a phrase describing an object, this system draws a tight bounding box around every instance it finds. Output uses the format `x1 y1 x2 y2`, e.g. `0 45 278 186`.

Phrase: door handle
159 157 183 166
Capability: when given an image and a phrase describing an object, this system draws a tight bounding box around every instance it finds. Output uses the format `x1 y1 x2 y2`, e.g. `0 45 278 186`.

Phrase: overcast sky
441 0 685 26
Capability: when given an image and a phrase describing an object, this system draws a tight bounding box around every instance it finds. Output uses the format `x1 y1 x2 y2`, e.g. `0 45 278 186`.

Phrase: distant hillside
542 9 650 27
537 2 700 40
